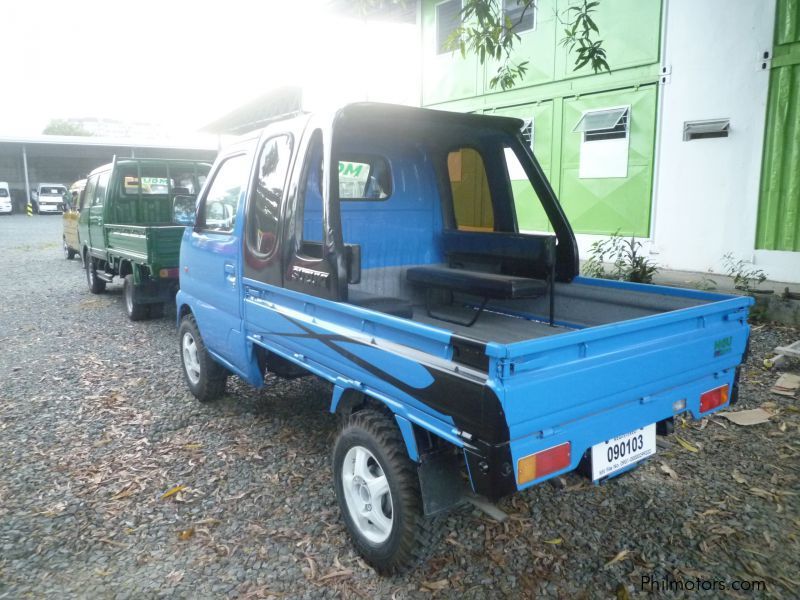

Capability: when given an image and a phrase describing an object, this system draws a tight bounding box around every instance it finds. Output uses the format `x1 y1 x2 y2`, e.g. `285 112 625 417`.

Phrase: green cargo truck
78 158 211 320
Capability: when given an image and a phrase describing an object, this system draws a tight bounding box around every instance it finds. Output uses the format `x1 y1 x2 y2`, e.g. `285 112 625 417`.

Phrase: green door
559 85 657 236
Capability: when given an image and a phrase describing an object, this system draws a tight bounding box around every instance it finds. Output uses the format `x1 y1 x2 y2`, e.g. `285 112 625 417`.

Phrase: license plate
591 424 656 480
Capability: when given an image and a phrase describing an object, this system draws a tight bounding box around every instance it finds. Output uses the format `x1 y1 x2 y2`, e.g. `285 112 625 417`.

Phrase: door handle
224 262 236 285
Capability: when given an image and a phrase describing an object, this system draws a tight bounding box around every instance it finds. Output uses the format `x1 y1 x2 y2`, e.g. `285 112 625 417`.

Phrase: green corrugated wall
756 0 800 251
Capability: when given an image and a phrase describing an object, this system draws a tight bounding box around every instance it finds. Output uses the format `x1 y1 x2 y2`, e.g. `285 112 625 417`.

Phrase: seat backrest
442 230 555 279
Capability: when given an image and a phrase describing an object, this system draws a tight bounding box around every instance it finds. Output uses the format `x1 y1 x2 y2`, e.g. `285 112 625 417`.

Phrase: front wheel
178 315 228 402
85 254 106 294
123 275 149 321
333 410 440 574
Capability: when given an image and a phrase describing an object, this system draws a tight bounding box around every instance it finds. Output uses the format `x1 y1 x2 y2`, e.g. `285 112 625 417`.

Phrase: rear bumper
37 203 62 213
498 368 737 495
461 369 738 501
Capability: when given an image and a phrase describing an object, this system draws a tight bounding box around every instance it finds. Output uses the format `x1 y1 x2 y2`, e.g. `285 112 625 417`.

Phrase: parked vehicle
174 103 752 573
32 183 67 214
79 158 211 320
0 182 11 214
62 179 86 259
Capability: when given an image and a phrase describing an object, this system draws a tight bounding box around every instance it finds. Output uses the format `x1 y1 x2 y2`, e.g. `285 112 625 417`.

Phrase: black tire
148 303 164 319
332 409 440 574
123 275 149 321
85 253 106 294
63 239 77 260
178 315 228 402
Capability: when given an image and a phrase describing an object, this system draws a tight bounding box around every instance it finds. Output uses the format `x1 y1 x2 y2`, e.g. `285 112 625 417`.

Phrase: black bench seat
407 265 550 327
406 266 547 299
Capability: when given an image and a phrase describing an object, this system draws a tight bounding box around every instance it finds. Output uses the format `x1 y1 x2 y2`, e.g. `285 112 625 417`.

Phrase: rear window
119 164 209 196
337 157 391 200
0 189 8 197
40 186 66 196
447 147 494 231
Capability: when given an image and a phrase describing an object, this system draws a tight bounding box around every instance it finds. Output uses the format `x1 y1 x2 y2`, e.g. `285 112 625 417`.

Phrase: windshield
0 189 8 197
40 186 66 196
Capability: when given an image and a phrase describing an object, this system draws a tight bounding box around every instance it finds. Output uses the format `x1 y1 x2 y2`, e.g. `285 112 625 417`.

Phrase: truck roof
334 102 525 136
87 157 213 178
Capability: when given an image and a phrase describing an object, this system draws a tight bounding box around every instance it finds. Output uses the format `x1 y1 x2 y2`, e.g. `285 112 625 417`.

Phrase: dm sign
714 336 732 357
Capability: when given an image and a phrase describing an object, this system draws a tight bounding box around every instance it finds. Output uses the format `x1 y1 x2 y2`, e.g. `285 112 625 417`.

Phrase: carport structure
0 135 218 212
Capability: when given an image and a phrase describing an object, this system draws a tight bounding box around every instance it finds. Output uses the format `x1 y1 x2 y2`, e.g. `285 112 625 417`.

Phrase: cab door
180 146 254 368
87 171 110 258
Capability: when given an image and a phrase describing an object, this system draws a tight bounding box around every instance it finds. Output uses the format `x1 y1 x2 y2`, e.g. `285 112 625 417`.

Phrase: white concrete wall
576 0 800 283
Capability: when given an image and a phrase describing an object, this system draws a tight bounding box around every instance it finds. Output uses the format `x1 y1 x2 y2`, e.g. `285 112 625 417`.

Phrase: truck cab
175 103 751 573
32 183 67 214
0 182 12 214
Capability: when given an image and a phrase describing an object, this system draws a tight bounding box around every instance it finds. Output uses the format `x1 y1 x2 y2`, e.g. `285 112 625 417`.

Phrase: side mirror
172 194 196 226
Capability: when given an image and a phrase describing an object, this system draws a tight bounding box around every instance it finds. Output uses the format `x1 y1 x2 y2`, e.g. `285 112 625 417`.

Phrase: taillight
700 385 729 413
159 268 179 279
517 442 571 485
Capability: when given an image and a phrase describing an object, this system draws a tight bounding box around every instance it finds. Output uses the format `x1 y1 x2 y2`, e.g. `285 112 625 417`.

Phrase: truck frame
174 103 752 573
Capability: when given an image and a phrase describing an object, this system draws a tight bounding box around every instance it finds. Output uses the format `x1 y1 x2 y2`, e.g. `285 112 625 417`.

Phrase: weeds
583 232 659 284
721 253 767 294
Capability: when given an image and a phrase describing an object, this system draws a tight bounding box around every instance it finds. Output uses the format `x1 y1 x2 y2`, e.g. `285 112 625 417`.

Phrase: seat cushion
406 266 547 299
348 290 414 319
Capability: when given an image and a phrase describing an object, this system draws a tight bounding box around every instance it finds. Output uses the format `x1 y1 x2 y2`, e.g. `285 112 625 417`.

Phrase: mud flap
418 451 468 516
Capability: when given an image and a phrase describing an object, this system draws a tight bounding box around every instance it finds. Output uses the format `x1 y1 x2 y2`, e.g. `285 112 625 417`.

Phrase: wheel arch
330 387 459 465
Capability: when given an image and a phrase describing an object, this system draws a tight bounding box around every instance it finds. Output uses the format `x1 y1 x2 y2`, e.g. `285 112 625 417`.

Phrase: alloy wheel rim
182 332 201 385
341 445 393 544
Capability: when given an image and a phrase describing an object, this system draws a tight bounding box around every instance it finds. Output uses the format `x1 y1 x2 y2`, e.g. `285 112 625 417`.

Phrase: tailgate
490 294 753 489
106 224 184 271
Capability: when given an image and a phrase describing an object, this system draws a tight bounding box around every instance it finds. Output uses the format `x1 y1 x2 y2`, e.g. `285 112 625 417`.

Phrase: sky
0 0 420 137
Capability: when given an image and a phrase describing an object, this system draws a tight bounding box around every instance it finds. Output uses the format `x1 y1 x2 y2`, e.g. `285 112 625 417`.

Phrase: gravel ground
0 214 798 599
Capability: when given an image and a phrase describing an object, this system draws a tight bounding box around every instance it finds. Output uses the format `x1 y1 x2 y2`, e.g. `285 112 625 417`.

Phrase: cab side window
93 172 109 207
82 176 98 210
201 155 249 233
247 135 293 255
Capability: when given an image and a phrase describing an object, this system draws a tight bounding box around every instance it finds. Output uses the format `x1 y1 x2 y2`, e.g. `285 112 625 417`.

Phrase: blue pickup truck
173 103 752 573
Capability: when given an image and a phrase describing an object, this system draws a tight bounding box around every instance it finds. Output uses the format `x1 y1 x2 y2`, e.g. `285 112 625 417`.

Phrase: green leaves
559 0 610 74
448 1 609 92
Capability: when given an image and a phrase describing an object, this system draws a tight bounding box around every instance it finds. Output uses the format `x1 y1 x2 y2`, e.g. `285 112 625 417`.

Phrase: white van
0 182 12 214
33 183 67 214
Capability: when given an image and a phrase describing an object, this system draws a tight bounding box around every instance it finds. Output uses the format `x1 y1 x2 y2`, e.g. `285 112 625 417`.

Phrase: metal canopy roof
201 87 305 135
0 133 217 151
325 0 417 23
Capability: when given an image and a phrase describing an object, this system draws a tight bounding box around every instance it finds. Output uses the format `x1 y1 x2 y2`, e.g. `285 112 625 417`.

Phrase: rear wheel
179 315 228 402
123 275 148 321
63 239 76 260
333 409 440 574
85 253 106 294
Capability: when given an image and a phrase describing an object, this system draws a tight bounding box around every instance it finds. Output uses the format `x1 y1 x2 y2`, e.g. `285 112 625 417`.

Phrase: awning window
573 107 628 133
683 119 730 141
